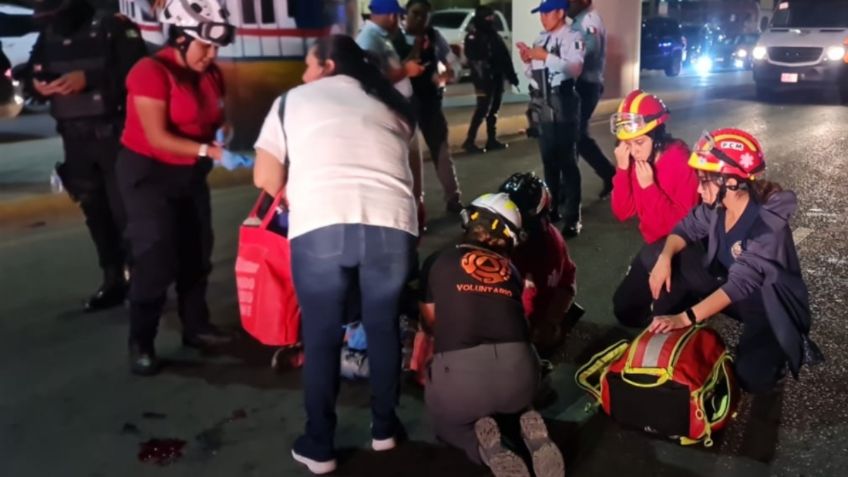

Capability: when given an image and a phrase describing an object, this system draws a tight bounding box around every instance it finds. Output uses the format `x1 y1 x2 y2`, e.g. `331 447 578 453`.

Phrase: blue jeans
290 224 416 461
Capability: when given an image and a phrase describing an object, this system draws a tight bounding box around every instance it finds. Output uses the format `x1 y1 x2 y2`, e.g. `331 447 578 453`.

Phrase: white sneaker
371 437 397 452
291 449 337 475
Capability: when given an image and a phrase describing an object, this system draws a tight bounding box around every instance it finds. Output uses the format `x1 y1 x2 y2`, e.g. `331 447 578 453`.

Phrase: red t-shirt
610 141 701 244
512 222 577 324
121 48 225 165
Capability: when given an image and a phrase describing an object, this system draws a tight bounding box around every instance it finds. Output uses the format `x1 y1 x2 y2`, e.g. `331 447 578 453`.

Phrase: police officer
518 0 585 238
463 5 519 154
570 0 615 199
29 0 147 311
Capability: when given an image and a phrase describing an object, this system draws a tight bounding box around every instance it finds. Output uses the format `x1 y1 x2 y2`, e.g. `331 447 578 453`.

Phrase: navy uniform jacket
673 191 823 376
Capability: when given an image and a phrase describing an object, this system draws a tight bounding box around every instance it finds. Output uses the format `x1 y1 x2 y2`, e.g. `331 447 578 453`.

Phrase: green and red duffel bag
575 326 738 447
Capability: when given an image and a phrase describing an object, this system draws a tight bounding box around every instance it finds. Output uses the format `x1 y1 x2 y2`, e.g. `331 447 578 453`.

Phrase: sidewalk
0 71 754 224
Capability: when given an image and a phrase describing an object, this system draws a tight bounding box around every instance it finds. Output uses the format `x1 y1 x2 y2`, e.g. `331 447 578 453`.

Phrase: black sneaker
462 141 485 154
485 140 508 151
129 342 160 376
562 221 582 239
182 326 233 349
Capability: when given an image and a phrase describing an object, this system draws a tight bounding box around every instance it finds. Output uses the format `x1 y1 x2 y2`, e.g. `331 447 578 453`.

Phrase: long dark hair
749 179 783 203
313 35 416 130
648 124 684 161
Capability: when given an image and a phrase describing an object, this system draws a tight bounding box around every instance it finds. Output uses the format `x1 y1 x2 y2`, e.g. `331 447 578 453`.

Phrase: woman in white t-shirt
253 34 417 476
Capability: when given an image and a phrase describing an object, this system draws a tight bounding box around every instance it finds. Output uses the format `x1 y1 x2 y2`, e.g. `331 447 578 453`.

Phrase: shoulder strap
276 92 290 165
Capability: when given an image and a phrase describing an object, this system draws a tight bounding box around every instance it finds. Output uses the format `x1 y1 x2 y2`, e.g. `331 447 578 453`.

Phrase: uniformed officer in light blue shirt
517 0 586 237
570 0 616 199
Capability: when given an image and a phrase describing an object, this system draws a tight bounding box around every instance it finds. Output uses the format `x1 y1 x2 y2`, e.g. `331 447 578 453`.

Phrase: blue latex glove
215 127 233 146
218 149 255 170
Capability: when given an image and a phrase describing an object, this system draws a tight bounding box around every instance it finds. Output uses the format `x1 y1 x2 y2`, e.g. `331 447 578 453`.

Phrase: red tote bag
235 192 301 346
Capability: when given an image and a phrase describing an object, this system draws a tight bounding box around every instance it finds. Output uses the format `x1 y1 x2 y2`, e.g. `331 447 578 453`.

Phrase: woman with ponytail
252 34 418 475
608 90 700 328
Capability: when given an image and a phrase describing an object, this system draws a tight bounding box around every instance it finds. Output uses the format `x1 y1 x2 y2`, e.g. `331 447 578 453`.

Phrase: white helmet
463 193 524 246
160 0 235 47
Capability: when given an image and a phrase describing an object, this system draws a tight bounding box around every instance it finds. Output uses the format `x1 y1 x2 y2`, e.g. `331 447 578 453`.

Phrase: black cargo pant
537 83 581 224
466 77 504 144
643 244 786 394
57 124 126 271
116 149 214 348
575 79 615 182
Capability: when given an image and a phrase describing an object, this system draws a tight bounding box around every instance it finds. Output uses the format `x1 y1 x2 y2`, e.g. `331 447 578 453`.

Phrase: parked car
429 8 511 77
641 17 686 77
1 2 40 116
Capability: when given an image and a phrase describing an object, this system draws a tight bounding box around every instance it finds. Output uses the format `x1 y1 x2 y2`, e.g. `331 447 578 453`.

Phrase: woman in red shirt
609 90 700 328
116 0 235 375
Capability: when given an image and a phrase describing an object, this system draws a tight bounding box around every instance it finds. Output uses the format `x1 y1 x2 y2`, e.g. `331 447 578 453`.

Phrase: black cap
499 172 549 220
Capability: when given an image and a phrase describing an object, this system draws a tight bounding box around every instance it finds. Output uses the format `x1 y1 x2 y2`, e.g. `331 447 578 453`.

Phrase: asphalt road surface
0 82 846 476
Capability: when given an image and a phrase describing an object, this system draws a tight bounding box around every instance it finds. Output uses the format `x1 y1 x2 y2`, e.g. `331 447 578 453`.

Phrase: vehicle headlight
735 48 748 58
826 46 846 61
752 46 767 60
695 56 713 75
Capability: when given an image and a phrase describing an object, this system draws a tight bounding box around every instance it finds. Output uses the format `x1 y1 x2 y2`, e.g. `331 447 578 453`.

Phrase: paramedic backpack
576 326 738 447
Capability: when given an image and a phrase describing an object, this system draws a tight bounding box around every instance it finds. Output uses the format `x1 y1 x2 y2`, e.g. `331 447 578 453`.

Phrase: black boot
485 121 507 151
485 139 508 151
462 139 485 154
182 325 233 349
129 341 160 376
84 266 128 313
562 220 583 239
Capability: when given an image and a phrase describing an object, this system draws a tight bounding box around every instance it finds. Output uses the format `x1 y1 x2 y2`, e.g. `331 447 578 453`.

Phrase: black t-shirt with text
422 245 529 353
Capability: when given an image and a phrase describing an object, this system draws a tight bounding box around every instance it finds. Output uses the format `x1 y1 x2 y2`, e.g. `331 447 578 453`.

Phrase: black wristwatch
684 308 697 326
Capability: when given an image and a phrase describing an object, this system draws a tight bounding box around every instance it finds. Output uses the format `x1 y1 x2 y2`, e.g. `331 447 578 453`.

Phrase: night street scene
1 0 847 476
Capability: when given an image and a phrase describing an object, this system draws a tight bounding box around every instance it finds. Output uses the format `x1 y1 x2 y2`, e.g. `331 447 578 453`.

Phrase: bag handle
245 191 287 230
574 340 629 402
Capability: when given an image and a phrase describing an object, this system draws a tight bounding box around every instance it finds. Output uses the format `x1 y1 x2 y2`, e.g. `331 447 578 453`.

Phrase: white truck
752 0 848 102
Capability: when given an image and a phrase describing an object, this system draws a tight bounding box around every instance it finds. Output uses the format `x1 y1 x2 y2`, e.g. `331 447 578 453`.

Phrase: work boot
485 139 508 151
519 410 565 477
562 221 582 239
475 417 531 477
462 139 485 154
84 266 128 313
129 341 160 376
182 325 233 349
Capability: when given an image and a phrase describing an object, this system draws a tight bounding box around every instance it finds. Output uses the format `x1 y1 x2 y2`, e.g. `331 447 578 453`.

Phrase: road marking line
793 227 813 246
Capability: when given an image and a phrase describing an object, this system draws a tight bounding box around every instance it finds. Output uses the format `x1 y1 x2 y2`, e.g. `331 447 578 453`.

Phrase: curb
0 96 626 225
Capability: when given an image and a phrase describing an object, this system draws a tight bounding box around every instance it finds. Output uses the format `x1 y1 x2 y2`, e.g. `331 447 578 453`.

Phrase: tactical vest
35 11 121 122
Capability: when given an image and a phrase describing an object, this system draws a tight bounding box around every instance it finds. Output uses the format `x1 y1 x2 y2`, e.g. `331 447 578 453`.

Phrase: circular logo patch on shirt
731 240 744 260
461 250 511 285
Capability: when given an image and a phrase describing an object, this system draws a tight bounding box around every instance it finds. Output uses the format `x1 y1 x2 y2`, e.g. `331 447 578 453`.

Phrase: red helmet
610 90 670 140
688 128 765 180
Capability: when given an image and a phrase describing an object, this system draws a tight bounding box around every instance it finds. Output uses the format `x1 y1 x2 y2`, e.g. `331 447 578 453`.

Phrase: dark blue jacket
673 191 823 377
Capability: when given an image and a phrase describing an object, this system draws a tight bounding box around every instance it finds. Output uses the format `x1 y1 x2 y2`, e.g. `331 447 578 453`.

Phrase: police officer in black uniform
462 5 519 154
29 0 147 311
